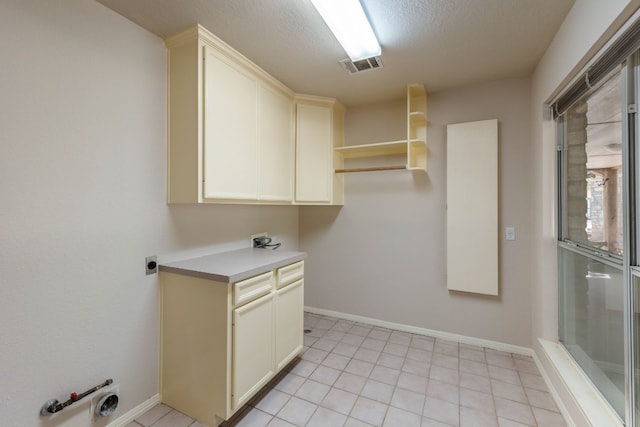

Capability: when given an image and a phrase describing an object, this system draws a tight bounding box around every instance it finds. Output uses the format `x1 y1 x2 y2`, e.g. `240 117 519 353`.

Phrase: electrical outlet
145 255 157 275
250 232 268 248
89 383 119 419
505 227 516 241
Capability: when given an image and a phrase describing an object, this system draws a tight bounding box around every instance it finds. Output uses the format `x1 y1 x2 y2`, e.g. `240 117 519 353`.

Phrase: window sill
539 338 622 427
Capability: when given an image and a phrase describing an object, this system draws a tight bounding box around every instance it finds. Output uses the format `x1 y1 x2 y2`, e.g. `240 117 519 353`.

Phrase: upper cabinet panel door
258 85 293 202
203 45 258 200
295 104 332 203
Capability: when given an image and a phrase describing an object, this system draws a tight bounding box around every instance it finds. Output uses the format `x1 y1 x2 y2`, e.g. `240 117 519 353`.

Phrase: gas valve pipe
40 379 113 416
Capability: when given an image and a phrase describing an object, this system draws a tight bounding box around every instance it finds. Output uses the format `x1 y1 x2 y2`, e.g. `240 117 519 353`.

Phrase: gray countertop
158 248 306 283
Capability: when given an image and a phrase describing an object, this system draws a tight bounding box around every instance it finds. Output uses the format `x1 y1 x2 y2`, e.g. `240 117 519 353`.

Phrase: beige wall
0 1 298 426
300 77 533 347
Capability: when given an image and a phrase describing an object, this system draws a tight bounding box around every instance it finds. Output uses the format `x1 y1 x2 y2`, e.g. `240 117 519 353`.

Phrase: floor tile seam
380 407 431 426
275 394 321 427
319 332 440 352
334 350 405 407
147 408 190 427
345 395 391 426
484 390 539 409
422 397 459 425
250 386 295 416
512 369 539 410
458 375 504 419
289 381 334 408
137 404 174 426
457 392 498 417
387 395 427 417
494 411 537 427
517 388 563 415
328 358 430 396
421 413 457 427
457 403 502 426
492 395 540 426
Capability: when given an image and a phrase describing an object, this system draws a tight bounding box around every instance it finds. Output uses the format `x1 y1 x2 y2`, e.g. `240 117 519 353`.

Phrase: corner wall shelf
333 84 427 173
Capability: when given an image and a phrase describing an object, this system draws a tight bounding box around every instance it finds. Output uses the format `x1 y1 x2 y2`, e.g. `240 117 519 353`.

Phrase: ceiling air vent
339 56 383 74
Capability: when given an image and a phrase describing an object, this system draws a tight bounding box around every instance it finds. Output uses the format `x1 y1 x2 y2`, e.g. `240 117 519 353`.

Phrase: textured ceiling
96 0 575 106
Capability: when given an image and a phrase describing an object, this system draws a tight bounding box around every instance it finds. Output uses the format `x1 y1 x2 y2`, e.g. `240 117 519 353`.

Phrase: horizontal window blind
552 19 640 118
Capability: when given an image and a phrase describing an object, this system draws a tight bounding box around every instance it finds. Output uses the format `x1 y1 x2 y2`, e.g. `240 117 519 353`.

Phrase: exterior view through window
558 66 626 419
564 70 623 255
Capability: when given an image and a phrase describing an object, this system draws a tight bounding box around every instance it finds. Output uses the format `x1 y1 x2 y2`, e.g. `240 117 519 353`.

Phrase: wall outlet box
250 232 268 248
145 255 157 275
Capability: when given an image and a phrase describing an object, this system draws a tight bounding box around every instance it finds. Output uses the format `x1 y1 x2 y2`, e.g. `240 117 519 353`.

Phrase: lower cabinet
232 292 275 410
160 261 304 426
275 279 304 370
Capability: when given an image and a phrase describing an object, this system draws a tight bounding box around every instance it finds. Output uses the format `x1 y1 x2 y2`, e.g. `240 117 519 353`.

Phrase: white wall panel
446 119 498 295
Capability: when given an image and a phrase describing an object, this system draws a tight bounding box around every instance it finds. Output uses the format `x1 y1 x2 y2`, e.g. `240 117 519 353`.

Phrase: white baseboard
304 306 581 426
304 306 532 356
107 393 162 427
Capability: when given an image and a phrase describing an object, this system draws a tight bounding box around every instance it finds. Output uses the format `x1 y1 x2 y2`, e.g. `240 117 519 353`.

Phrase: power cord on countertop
253 236 281 250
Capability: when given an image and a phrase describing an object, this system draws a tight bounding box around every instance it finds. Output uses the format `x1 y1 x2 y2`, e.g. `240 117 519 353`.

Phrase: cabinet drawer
277 261 304 289
234 271 274 307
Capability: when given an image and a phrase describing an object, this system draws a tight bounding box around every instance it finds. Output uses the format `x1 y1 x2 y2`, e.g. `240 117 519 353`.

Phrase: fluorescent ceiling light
310 0 381 61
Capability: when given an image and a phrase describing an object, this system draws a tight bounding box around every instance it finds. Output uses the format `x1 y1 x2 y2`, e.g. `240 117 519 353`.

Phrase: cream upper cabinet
165 24 423 206
165 25 294 204
294 95 345 205
203 46 259 200
258 84 294 201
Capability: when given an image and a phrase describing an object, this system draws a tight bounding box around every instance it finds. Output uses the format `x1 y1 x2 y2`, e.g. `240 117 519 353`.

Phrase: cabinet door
203 45 258 200
258 84 293 202
232 292 275 410
295 104 332 203
275 280 304 370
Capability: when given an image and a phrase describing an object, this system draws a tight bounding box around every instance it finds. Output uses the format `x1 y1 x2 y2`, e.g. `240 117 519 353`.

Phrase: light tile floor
126 312 567 427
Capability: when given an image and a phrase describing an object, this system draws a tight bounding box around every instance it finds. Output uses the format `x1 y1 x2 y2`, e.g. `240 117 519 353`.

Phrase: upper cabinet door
258 84 294 201
295 103 332 203
203 45 258 200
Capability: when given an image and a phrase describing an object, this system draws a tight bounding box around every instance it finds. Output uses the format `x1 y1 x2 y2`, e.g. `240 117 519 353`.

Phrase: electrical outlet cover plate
505 227 516 241
250 232 268 248
145 255 157 275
